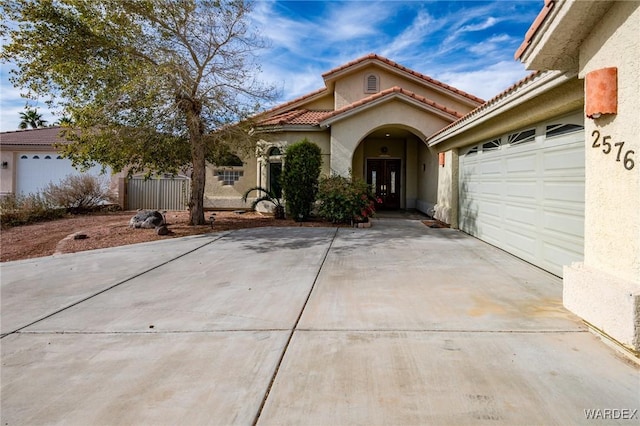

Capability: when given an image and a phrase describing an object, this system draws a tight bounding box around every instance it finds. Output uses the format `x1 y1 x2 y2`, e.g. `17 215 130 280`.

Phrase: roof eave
320 93 459 127
516 0 614 72
427 70 574 146
255 124 325 134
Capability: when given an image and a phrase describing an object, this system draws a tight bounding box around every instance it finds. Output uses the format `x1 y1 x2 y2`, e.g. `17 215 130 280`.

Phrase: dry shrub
42 174 116 213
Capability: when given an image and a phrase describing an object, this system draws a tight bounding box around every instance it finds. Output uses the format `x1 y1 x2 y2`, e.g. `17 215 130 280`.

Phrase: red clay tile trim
320 86 463 122
585 67 617 118
322 54 485 104
515 0 555 60
428 71 541 141
257 109 334 126
258 87 329 117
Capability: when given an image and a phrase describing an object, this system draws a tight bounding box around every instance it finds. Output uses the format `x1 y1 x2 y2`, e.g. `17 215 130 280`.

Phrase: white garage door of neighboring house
459 117 585 277
17 153 109 195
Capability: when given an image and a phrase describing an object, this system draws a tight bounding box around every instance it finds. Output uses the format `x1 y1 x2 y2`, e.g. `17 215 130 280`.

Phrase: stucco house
207 54 484 213
210 0 639 357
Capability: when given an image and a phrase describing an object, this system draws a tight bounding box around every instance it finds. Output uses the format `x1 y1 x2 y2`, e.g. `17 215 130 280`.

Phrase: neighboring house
0 126 118 199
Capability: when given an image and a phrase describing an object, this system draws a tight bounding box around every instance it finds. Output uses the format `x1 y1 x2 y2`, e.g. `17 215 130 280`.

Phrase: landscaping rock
129 210 165 229
156 225 170 236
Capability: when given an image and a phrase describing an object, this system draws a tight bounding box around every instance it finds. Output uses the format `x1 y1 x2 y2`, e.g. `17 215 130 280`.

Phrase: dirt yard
1 210 335 263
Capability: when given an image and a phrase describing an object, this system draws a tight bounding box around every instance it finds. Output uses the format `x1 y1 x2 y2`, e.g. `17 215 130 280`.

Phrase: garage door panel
505 204 537 225
543 180 584 203
459 125 584 277
506 181 537 199
480 182 502 196
503 228 537 259
477 199 502 217
506 155 537 173
544 146 584 170
480 159 502 174
543 211 584 238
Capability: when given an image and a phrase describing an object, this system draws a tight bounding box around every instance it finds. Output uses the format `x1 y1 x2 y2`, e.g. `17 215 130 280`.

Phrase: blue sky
0 0 542 132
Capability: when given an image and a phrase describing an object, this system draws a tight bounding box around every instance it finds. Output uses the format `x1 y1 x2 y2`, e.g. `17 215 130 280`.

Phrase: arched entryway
351 126 438 213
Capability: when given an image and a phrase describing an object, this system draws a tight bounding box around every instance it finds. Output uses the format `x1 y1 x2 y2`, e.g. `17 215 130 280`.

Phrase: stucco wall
204 156 257 210
0 151 14 195
562 1 640 352
577 1 640 283
416 143 439 215
333 64 478 113
330 100 449 176
435 149 459 226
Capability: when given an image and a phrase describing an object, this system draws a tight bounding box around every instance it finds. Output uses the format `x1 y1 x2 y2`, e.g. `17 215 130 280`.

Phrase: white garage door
16 153 109 195
459 117 584 277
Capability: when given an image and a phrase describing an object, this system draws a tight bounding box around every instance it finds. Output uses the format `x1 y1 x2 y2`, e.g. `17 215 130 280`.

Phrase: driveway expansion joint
0 235 225 339
251 227 339 426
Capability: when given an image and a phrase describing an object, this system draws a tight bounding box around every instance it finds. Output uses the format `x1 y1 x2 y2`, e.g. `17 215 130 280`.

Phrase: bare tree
2 0 277 224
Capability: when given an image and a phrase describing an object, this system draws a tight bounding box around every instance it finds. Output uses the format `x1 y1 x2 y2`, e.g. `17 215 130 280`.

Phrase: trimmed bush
280 139 322 221
42 174 115 213
317 175 379 224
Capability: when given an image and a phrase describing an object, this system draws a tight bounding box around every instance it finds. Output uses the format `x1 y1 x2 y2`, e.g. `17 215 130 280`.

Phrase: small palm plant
242 186 285 219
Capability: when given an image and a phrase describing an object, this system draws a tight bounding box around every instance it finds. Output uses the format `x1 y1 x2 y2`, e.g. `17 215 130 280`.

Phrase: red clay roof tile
258 109 333 126
0 126 68 146
428 71 541 141
321 86 464 122
322 53 485 104
515 0 555 60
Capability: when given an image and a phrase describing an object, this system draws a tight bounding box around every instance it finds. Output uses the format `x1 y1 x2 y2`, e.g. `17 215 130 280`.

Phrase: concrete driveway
2 219 638 425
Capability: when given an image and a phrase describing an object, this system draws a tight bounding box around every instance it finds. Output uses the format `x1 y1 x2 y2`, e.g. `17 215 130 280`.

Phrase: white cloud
435 60 531 101
459 16 499 33
467 34 514 55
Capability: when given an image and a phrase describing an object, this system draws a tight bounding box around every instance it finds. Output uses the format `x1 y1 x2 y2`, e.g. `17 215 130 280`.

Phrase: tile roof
322 53 485 104
321 86 464 123
258 109 334 126
259 87 329 117
514 0 555 60
0 126 68 146
427 71 542 142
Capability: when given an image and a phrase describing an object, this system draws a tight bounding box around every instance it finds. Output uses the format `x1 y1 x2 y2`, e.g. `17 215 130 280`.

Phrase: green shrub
280 139 322 221
317 175 379 223
0 192 66 228
42 174 115 213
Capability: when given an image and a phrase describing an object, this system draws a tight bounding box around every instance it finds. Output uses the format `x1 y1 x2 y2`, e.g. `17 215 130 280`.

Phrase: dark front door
367 159 401 209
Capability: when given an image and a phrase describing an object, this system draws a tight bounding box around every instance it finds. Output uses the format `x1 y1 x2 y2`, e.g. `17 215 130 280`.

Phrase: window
482 138 501 152
507 129 536 146
465 145 479 156
364 74 379 93
20 155 27 159
267 146 283 197
217 170 243 186
56 156 63 159
32 155 40 159
44 155 52 159
546 123 584 138
268 147 281 157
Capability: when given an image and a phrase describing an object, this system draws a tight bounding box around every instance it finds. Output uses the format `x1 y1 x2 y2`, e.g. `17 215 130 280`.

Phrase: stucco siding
1 151 14 195
333 64 478 113
330 100 450 176
578 1 640 283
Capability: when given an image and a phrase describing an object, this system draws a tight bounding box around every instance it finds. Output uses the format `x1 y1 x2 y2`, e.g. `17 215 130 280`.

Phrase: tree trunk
187 110 206 226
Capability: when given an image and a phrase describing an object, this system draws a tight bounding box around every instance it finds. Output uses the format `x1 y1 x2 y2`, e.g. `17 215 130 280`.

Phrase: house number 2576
591 130 635 170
